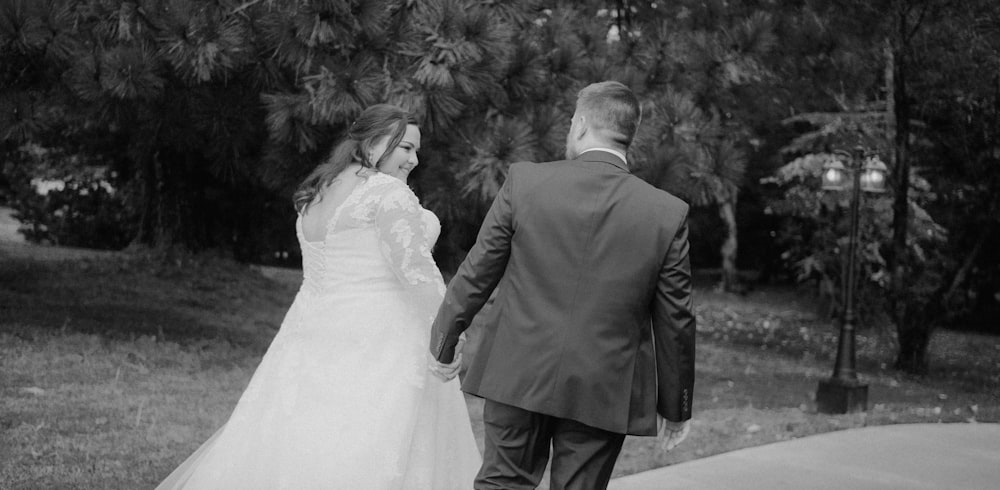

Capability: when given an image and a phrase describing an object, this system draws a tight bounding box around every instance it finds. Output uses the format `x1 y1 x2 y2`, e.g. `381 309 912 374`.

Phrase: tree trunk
894 305 932 374
719 195 739 292
888 3 918 370
889 6 910 308
153 149 174 248
133 149 159 247
894 231 986 374
132 122 167 249
132 147 181 251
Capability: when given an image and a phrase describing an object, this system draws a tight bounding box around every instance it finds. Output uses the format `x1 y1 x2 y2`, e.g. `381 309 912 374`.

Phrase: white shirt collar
579 147 627 165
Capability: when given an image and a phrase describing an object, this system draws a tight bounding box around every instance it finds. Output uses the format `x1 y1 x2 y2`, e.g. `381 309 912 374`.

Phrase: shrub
762 152 948 329
3 144 135 250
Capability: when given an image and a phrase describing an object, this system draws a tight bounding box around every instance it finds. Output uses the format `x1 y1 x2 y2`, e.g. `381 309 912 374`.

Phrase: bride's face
371 124 421 182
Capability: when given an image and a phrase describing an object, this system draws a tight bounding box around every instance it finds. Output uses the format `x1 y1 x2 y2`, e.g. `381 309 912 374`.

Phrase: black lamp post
815 146 888 414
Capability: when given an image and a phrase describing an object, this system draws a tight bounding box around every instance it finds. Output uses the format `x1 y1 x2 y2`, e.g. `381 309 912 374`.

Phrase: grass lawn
1 247 998 489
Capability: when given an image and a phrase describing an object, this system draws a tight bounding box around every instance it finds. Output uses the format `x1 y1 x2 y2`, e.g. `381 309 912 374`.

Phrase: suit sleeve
652 208 696 422
430 169 515 363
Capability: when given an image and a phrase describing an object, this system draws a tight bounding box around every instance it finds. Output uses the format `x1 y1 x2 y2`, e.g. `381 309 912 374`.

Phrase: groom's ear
574 115 588 139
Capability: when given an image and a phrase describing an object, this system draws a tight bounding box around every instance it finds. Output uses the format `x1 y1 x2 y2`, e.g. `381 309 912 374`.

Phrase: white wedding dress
157 172 481 489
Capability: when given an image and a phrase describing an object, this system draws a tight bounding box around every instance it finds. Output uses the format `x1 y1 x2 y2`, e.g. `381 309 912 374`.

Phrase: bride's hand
429 335 465 382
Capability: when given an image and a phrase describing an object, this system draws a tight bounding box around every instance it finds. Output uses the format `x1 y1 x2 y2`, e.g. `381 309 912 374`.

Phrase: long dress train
157 172 481 489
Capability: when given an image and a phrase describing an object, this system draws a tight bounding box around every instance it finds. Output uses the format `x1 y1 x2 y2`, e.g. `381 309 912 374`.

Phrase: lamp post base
816 378 868 414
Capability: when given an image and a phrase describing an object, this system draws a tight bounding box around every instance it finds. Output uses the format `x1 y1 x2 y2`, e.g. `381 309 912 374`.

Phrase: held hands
657 416 691 452
429 334 466 382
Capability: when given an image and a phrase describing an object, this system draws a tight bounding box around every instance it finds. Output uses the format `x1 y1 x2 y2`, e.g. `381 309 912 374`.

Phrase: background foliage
2 0 1000 372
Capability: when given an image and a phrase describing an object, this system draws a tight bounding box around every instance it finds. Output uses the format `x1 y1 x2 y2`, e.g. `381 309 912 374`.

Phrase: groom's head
565 81 642 160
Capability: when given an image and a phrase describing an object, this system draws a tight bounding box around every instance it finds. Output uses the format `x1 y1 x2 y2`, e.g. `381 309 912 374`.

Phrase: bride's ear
358 142 372 166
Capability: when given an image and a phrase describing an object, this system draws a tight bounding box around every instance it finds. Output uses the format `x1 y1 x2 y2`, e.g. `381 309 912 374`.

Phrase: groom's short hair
576 81 642 149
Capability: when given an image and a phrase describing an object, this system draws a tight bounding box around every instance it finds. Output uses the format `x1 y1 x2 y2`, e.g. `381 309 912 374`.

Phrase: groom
430 81 696 490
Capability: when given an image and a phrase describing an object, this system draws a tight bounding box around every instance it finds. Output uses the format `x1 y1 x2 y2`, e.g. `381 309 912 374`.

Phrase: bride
157 104 481 489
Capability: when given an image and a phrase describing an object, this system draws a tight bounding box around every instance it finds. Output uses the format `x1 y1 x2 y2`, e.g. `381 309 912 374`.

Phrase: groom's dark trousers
431 151 696 490
478 400 625 490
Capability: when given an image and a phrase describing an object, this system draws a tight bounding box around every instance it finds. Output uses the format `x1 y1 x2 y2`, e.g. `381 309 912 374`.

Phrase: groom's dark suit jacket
431 150 695 436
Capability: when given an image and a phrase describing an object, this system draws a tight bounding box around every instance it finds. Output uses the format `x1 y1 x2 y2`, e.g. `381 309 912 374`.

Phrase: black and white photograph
2 1 999 489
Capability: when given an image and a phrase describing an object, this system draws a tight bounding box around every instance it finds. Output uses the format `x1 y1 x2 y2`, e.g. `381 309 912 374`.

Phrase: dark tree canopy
2 0 1000 372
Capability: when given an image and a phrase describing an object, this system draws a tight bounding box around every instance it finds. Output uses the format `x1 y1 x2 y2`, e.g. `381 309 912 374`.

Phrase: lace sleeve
374 180 446 324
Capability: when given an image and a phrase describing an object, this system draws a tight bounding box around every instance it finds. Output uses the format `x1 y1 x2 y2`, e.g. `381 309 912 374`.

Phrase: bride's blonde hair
294 104 418 213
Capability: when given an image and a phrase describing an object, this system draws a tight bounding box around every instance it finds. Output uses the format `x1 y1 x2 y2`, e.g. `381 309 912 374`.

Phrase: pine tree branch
905 0 932 43
232 0 265 16
944 227 986 302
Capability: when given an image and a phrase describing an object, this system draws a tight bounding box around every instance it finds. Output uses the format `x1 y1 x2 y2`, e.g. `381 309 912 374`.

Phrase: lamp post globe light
816 147 888 414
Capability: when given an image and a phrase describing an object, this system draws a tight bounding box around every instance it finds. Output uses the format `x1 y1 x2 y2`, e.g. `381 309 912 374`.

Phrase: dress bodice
295 172 442 297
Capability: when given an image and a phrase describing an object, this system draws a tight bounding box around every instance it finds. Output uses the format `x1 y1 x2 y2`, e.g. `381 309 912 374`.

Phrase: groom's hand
657 416 691 452
429 335 466 382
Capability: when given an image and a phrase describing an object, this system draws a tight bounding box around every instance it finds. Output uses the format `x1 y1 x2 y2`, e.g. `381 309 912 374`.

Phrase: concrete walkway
609 423 1000 490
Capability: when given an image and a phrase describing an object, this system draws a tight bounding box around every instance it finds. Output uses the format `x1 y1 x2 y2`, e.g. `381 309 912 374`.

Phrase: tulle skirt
156 287 482 489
